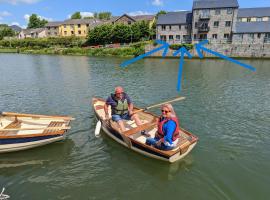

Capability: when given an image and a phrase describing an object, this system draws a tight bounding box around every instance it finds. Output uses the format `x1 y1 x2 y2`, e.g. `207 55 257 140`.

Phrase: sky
1 0 270 28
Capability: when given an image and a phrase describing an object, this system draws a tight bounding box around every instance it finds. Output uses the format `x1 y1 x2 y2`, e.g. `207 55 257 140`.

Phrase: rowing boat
92 97 198 163
0 112 74 153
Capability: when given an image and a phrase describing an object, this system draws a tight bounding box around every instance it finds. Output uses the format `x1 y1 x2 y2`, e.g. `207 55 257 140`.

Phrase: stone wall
145 43 270 58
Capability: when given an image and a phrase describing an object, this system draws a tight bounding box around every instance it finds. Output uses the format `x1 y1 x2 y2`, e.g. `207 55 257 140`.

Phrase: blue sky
1 0 270 28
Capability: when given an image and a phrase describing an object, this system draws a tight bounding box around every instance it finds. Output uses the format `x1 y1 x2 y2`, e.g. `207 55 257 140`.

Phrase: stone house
18 28 46 39
45 22 62 37
156 11 192 44
233 7 270 44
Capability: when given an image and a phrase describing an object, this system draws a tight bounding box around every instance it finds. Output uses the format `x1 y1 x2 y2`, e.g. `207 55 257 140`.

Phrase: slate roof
45 21 63 27
234 21 270 33
193 0 239 9
238 7 270 18
62 19 103 25
157 11 192 25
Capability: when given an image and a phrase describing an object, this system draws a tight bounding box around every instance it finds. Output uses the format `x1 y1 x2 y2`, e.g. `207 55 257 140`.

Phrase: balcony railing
199 14 211 19
198 26 210 32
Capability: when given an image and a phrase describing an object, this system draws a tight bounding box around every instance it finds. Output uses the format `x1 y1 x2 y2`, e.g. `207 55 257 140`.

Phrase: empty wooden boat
92 97 198 163
0 112 74 153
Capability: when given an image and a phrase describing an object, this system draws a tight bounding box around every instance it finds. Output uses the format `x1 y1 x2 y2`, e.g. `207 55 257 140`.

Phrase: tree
27 14 48 29
71 12 82 19
98 12 112 20
0 25 15 40
156 10 167 17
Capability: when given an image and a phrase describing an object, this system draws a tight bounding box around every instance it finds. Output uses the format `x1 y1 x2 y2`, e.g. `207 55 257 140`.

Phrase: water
0 53 269 200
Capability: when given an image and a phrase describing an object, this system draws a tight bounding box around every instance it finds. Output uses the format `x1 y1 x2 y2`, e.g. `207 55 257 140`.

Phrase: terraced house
156 0 270 44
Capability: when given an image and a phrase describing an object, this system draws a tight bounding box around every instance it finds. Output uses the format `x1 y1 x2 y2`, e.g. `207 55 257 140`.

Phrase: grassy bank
0 46 145 57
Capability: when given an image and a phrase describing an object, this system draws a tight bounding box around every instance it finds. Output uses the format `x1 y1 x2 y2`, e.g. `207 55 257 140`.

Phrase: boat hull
0 135 65 153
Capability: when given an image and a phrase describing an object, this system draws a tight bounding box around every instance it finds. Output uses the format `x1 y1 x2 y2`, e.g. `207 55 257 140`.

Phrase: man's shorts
112 113 131 122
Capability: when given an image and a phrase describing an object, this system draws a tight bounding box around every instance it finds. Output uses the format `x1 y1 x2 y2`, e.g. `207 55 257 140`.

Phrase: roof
21 28 45 35
238 7 270 18
193 0 239 9
45 21 63 27
132 15 155 21
157 11 192 25
234 21 270 33
62 19 102 25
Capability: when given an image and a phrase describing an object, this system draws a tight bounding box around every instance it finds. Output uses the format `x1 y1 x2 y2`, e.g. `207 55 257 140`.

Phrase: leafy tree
0 25 15 40
113 24 132 43
156 10 167 17
83 16 94 19
87 24 113 45
71 12 82 19
98 12 112 20
27 14 48 29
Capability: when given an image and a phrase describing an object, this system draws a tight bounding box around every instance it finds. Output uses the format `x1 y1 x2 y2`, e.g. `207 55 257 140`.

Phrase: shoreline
1 48 270 60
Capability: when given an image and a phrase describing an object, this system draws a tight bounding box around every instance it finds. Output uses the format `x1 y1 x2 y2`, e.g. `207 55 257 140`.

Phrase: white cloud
24 14 52 22
128 11 153 16
11 22 20 26
0 11 11 20
0 0 41 5
152 0 163 6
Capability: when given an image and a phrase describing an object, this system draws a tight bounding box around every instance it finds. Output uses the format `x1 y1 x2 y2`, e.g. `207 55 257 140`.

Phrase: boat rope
0 188 10 200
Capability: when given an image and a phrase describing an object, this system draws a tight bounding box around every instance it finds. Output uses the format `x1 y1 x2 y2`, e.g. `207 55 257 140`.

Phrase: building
233 7 270 44
18 28 46 39
192 0 239 43
156 0 270 44
110 14 155 27
45 22 62 37
156 11 192 44
58 19 102 37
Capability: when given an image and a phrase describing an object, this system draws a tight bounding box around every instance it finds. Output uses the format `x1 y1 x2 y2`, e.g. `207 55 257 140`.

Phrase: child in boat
146 103 180 151
104 86 145 133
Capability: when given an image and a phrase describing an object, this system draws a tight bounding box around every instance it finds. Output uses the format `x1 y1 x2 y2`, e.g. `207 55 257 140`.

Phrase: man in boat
146 103 180 151
104 86 145 133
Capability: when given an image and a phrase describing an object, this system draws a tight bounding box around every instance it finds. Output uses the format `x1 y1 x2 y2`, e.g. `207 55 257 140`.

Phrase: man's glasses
161 110 170 114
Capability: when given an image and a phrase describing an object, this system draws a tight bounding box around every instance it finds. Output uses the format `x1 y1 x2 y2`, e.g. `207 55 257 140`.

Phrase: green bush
169 44 193 50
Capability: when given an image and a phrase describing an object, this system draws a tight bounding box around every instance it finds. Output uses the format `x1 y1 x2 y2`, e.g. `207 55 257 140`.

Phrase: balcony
199 14 211 19
198 26 210 32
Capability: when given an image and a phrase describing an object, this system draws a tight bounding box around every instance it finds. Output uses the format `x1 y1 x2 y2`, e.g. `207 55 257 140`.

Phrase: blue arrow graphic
120 40 170 67
195 40 256 72
173 47 193 91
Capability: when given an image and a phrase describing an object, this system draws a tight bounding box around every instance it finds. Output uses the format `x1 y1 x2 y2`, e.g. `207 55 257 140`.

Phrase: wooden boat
92 97 198 163
0 112 74 153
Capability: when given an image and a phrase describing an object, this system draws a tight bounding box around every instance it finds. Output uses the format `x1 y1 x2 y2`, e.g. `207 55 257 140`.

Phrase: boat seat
0 120 22 135
43 121 65 134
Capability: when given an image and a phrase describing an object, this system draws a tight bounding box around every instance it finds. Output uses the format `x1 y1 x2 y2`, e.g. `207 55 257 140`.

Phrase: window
48 32 51 35
78 24 81 28
169 35 174 40
64 25 66 28
196 10 199 15
48 27 50 30
54 32 57 35
162 25 166 31
224 34 230 39
185 25 188 30
86 24 89 27
160 35 167 41
64 31 67 35
225 21 231 27
227 8 233 14
183 35 189 41
212 34 217 39
71 31 74 35
176 35 180 40
195 22 198 28
215 9 221 15
179 25 181 30
214 21 219 27
257 17 262 22
128 21 131 25
258 33 261 39
54 27 57 30
169 26 172 30
78 30 81 35
194 34 197 39
247 18 251 22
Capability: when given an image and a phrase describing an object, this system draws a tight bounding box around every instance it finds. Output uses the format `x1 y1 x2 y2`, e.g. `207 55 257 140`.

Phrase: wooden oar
0 126 71 131
132 96 186 115
1 112 75 120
